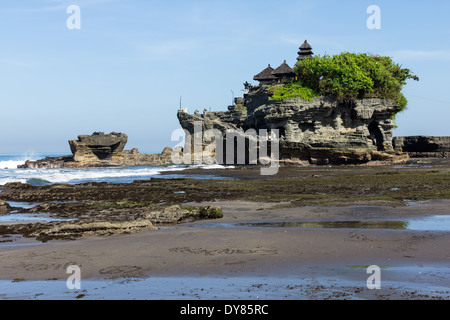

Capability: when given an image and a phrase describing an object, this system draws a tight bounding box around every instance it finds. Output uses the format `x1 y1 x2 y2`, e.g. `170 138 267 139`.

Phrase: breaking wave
0 152 48 169
0 160 27 169
0 154 234 186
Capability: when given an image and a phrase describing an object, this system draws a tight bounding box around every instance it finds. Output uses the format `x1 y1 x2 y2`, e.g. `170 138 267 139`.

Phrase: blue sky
0 0 449 153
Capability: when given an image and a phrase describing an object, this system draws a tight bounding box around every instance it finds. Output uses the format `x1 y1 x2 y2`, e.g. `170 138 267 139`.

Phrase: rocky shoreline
17 132 450 170
0 204 222 242
0 163 449 300
14 92 450 170
0 179 225 242
1 160 449 243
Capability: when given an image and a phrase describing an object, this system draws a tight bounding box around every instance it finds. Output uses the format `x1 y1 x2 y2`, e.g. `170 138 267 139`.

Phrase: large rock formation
69 132 128 163
177 86 409 165
393 136 450 158
19 132 175 169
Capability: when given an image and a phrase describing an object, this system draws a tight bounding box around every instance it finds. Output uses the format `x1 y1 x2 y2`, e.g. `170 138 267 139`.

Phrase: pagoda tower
297 40 313 61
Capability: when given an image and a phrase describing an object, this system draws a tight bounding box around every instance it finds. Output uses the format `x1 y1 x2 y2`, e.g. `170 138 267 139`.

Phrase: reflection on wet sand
191 215 450 232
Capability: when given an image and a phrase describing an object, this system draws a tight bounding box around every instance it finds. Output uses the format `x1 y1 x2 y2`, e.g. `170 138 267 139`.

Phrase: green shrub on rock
268 82 318 102
294 52 419 113
269 52 419 118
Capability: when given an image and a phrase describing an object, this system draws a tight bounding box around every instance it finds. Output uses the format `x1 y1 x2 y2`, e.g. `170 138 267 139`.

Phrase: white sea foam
0 152 43 169
191 164 235 170
0 166 187 185
0 160 27 169
0 153 233 186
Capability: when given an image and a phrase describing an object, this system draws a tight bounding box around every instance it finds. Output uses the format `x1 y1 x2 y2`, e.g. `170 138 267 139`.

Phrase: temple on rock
253 40 313 86
177 39 412 166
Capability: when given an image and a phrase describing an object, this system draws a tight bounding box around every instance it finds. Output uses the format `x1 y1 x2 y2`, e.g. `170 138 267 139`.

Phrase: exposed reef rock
29 220 158 242
3 164 450 242
0 180 224 241
0 203 223 242
19 133 175 169
393 136 450 158
0 200 11 214
178 87 409 165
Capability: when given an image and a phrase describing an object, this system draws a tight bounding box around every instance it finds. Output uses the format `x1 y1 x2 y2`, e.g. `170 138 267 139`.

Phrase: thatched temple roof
272 60 295 76
297 40 313 61
253 64 277 81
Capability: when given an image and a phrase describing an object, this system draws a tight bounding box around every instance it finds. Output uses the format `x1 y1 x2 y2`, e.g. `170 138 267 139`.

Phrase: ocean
0 153 232 186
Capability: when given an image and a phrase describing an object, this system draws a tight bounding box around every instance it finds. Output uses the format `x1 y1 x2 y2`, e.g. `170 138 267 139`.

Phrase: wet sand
1 199 449 300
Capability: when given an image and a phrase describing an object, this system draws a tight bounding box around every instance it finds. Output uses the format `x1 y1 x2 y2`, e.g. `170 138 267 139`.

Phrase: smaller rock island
19 132 174 169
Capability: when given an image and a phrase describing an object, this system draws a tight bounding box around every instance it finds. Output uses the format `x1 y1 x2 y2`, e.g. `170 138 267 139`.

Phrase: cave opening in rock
369 121 384 151
92 147 113 160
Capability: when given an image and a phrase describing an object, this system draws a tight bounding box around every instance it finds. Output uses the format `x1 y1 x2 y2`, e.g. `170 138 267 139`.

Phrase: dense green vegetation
270 52 419 116
269 81 318 102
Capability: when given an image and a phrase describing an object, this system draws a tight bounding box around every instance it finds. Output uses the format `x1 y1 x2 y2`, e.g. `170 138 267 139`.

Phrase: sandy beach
1 196 449 300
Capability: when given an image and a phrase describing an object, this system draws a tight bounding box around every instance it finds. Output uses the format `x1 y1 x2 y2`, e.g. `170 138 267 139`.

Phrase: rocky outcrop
393 136 450 158
0 180 224 241
177 87 409 165
19 156 77 169
0 200 11 214
143 205 223 224
120 147 175 167
69 132 128 163
0 201 223 242
19 133 176 169
30 220 158 242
